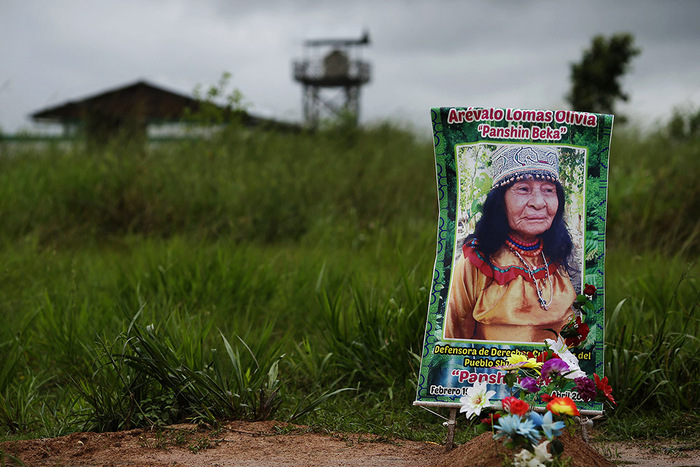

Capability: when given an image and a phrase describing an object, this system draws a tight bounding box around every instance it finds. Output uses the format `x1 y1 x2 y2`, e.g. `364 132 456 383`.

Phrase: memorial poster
415 107 613 415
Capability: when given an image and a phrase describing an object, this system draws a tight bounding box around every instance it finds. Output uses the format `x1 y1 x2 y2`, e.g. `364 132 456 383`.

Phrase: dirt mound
432 431 613 467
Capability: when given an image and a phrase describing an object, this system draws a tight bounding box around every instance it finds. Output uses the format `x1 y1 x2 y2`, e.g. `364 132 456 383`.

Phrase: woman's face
504 179 559 241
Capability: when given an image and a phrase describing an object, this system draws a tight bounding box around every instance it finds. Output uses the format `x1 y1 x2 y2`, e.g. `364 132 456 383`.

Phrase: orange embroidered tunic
444 240 576 342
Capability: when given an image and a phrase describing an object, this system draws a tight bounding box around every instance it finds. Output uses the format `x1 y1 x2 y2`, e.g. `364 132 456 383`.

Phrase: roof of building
30 80 299 131
31 80 201 123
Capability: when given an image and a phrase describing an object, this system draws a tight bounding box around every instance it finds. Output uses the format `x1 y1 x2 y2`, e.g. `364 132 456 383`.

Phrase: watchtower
293 26 371 127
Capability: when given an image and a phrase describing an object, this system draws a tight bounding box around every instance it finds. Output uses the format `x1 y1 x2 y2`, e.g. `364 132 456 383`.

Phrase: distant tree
566 33 641 118
667 106 700 141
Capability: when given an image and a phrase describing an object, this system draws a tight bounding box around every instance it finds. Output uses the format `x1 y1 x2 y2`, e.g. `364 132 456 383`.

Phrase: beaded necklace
507 244 553 310
505 235 543 257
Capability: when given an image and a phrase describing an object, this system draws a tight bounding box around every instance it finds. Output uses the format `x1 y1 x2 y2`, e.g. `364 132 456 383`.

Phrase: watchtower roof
302 24 369 46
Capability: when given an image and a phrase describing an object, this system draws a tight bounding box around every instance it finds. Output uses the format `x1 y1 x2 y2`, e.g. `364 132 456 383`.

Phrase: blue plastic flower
529 410 544 427
516 419 541 444
494 414 540 444
540 411 566 440
493 414 519 439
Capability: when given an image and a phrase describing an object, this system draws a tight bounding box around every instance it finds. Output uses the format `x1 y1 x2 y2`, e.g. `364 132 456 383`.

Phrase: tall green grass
607 126 700 255
605 250 699 414
0 117 698 442
0 123 435 246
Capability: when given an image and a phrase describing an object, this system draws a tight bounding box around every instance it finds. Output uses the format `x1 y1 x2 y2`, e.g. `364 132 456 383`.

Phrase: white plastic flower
513 449 534 467
513 449 548 467
458 381 495 419
544 336 586 379
544 335 567 355
533 440 553 464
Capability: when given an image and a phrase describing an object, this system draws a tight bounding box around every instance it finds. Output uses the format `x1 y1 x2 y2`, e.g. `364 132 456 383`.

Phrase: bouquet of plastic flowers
459 285 615 466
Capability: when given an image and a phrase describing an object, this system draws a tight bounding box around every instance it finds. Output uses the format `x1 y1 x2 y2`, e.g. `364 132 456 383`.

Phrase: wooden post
445 408 457 451
576 416 595 443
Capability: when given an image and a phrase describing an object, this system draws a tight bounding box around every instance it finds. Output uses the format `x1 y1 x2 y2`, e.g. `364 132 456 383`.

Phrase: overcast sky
2 0 699 135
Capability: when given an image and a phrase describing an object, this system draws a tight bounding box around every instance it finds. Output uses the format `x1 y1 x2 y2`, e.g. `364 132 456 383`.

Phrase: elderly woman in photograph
444 145 577 342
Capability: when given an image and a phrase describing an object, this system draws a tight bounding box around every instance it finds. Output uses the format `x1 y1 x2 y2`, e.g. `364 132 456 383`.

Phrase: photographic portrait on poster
444 143 586 343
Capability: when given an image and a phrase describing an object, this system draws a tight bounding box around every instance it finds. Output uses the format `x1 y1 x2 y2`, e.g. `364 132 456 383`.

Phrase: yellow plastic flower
494 353 544 372
510 353 543 368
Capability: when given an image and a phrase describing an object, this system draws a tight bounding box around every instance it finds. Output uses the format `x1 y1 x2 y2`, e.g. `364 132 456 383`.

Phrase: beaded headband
491 145 560 188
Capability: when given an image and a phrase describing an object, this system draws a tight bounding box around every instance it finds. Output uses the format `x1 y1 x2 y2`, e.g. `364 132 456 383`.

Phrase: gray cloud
1 0 699 134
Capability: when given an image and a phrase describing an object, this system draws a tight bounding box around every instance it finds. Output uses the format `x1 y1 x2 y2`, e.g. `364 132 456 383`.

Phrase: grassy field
0 116 698 445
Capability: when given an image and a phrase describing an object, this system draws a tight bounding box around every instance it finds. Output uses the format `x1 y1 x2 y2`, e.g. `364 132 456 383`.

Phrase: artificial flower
563 364 587 380
576 317 589 337
519 376 539 393
563 317 591 347
494 414 540 444
513 448 546 467
528 350 554 363
533 440 553 463
494 353 543 371
574 376 597 402
546 396 580 416
594 374 616 405
565 328 589 347
502 396 530 416
516 421 542 444
493 414 520 439
531 410 566 439
540 358 569 378
537 371 554 386
528 410 544 427
540 393 555 403
544 336 567 355
544 337 586 379
584 283 596 297
480 412 501 426
459 381 496 419
513 448 533 467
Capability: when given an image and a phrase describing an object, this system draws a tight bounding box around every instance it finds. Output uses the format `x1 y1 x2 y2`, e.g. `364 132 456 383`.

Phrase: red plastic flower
502 396 530 416
546 396 580 416
574 376 597 402
540 394 555 403
565 318 590 347
480 413 501 426
584 284 597 296
528 350 554 363
594 374 616 405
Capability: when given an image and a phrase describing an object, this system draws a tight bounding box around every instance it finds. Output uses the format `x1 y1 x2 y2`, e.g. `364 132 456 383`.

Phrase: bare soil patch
1 421 699 466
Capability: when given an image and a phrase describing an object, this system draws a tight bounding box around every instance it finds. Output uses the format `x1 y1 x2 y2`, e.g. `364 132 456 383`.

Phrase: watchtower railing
293 58 370 86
